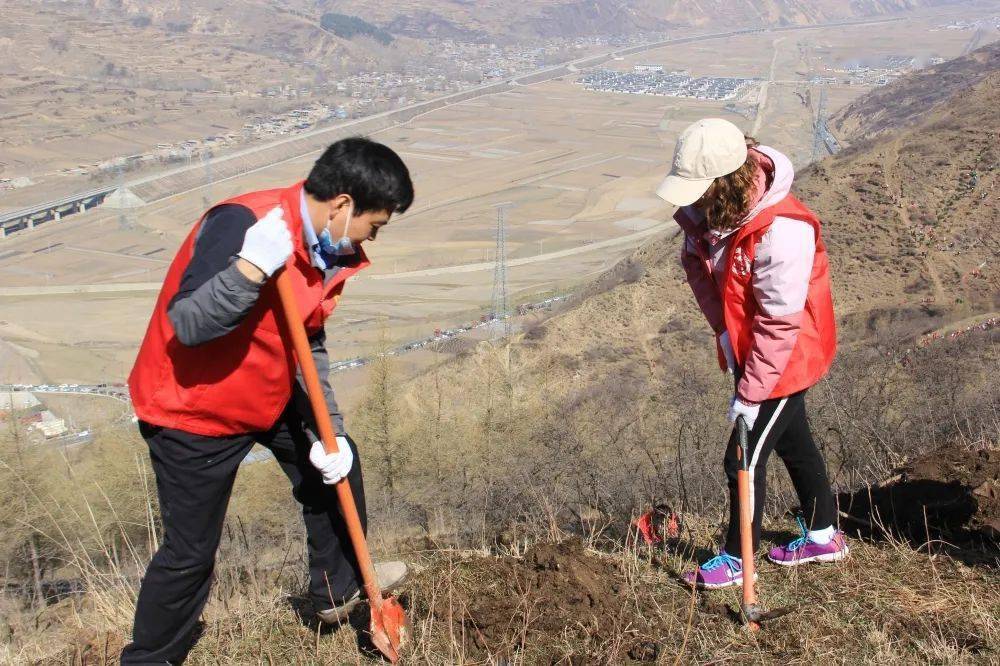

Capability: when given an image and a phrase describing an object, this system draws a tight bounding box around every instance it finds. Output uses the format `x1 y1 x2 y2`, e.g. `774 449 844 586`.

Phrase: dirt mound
466 541 623 639
420 540 668 662
840 444 1000 547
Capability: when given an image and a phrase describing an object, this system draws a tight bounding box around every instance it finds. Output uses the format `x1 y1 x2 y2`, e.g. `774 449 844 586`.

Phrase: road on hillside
0 222 681 296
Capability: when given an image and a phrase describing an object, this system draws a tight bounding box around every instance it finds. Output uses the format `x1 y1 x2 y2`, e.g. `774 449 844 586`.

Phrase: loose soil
840 443 1000 547
415 540 673 663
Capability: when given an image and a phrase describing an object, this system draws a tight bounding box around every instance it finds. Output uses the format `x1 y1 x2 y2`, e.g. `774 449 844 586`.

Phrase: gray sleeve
293 328 347 438
168 263 262 347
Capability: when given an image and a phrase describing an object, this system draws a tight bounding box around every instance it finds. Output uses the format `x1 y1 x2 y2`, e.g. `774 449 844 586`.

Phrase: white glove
237 206 293 277
728 396 760 431
309 436 354 485
719 331 736 373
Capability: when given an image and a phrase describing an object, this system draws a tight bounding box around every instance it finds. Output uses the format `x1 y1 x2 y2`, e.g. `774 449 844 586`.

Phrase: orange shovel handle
736 417 759 631
274 269 385 613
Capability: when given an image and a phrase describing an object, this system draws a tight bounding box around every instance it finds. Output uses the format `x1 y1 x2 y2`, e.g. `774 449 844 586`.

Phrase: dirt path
925 258 947 303
751 37 784 136
923 311 999 339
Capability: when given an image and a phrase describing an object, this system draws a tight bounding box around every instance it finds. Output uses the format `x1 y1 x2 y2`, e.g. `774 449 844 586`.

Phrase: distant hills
320 13 394 46
832 41 1000 140
3 1 970 99
66 1 969 46
324 0 964 41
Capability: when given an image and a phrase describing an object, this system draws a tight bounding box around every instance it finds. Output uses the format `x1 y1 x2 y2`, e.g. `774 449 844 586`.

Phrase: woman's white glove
309 436 354 485
728 396 760 431
237 206 293 277
719 331 736 373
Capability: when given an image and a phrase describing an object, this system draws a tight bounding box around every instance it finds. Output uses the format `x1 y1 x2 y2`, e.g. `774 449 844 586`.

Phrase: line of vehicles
3 382 130 402
4 296 569 395
329 296 567 372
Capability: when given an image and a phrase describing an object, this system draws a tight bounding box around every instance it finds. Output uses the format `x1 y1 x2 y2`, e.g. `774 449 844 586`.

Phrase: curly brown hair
695 136 761 231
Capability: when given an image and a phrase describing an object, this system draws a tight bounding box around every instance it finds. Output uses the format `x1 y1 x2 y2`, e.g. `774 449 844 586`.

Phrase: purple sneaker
768 517 850 566
683 551 756 589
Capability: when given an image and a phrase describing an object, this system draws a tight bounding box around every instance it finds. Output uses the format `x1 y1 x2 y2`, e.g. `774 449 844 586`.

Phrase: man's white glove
719 330 736 374
237 206 293 277
309 436 354 485
728 396 760 431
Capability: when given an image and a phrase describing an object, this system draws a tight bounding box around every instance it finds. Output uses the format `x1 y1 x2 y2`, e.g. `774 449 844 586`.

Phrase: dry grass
15 519 997 665
210 527 1000 663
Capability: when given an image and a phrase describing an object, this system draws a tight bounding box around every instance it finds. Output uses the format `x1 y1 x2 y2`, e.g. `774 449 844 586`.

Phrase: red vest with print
128 182 369 436
720 194 836 398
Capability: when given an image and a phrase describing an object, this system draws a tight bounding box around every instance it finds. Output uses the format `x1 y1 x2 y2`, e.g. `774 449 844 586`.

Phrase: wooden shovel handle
274 269 384 611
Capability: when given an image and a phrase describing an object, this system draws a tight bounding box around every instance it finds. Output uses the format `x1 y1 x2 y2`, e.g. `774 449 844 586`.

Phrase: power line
490 203 511 341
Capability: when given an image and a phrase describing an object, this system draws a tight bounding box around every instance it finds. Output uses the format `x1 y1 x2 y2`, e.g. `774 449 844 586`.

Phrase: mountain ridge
832 40 1000 141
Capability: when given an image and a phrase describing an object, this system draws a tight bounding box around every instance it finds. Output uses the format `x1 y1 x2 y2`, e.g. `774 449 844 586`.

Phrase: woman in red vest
656 119 847 590
123 138 413 663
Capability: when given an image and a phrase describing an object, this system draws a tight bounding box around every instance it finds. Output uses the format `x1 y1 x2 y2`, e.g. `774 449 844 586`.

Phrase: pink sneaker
682 551 756 589
768 518 850 566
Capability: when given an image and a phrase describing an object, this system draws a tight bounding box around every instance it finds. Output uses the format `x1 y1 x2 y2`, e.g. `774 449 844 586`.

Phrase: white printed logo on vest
733 246 752 277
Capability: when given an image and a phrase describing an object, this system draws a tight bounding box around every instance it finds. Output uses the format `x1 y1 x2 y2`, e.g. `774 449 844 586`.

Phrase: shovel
275 269 407 662
735 416 795 629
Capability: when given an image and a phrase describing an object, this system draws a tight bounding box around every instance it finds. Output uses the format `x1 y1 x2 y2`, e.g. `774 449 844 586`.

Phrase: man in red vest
656 119 847 590
123 137 414 663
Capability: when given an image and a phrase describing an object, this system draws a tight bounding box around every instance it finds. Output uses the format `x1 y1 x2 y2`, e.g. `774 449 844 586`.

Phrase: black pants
120 403 366 665
723 390 835 554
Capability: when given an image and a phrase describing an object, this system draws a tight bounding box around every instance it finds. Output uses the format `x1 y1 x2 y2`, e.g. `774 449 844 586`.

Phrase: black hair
304 137 414 214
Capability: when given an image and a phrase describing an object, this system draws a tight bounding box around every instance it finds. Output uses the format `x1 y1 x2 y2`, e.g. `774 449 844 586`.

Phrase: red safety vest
128 182 369 436
721 194 837 398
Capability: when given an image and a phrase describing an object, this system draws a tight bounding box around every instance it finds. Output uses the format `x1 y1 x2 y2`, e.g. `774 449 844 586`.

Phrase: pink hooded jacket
677 146 817 403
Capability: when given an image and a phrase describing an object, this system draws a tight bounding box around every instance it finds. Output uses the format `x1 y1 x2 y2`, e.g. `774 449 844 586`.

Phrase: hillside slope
801 69 999 316
832 41 1000 140
1 0 397 98
316 39 998 661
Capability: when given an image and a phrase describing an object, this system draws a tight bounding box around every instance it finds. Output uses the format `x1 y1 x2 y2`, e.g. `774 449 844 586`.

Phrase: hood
741 145 794 221
672 145 794 238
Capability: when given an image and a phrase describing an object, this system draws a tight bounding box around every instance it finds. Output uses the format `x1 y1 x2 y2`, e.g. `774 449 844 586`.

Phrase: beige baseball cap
656 118 748 207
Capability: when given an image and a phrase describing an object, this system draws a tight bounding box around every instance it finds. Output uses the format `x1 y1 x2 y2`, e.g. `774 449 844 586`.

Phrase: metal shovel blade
369 595 409 663
753 604 797 623
742 602 797 625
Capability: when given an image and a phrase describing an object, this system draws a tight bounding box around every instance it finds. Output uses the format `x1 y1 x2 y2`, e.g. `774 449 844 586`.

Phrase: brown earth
840 443 1000 546
416 539 671 663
